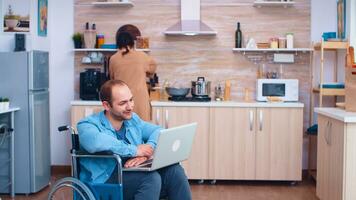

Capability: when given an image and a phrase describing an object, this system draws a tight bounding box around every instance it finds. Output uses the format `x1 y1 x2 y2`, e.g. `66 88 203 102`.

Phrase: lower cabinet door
316 115 330 200
327 118 344 200
162 107 210 179
255 108 303 180
209 107 256 180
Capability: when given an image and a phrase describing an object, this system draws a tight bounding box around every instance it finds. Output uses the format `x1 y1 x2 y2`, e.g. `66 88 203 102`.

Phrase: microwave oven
256 79 299 102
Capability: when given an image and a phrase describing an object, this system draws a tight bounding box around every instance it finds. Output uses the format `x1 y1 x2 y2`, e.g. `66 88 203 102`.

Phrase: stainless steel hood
164 0 217 36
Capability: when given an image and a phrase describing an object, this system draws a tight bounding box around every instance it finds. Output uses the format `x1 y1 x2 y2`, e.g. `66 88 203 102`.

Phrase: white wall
48 0 74 165
349 0 355 50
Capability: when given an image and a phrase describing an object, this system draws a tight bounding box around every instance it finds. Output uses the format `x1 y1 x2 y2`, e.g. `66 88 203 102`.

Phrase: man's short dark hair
99 80 127 105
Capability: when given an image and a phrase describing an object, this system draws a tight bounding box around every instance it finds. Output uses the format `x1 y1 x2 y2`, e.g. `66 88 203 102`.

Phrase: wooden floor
1 171 318 200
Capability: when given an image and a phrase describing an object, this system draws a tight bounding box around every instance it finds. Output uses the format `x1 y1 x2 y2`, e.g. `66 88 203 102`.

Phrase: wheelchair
47 126 123 200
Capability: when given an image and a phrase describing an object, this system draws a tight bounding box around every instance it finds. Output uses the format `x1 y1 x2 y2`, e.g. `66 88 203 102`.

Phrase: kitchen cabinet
315 108 356 200
71 105 103 131
315 112 356 200
152 106 210 179
316 115 344 200
209 107 303 180
209 107 255 180
152 103 303 181
255 108 303 180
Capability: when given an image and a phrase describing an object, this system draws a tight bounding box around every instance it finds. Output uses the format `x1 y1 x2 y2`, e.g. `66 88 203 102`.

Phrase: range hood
164 0 217 36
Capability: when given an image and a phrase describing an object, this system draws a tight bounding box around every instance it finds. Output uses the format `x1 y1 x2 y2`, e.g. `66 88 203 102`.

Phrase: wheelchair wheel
47 177 96 200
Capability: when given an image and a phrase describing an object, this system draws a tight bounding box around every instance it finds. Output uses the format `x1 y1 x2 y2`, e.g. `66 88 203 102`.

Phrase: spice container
97 34 105 48
278 37 286 48
270 38 278 49
286 33 294 49
136 36 149 49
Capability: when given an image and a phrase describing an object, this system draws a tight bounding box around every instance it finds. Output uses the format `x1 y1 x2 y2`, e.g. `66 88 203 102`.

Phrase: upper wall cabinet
91 1 134 7
253 0 295 8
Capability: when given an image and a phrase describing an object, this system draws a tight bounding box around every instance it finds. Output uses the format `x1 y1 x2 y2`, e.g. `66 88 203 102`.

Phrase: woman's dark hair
116 31 134 56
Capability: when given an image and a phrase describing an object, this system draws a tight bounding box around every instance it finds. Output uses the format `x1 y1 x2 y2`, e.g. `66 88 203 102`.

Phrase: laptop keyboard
124 158 153 169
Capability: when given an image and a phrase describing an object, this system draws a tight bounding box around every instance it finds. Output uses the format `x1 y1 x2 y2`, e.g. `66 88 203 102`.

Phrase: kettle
191 77 211 97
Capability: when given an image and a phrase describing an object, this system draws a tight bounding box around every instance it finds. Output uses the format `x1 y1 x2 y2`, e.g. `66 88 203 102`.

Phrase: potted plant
0 97 10 111
72 32 83 49
4 5 20 31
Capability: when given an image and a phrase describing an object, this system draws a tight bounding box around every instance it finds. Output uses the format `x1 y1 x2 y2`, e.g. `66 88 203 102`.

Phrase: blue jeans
107 164 192 200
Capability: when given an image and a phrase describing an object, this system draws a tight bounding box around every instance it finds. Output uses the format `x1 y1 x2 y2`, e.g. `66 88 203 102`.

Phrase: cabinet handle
155 109 160 125
249 110 254 131
324 121 331 145
324 121 329 145
328 121 332 145
259 110 263 131
165 109 169 129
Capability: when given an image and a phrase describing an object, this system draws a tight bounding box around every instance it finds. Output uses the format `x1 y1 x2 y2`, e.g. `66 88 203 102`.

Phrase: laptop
123 122 197 171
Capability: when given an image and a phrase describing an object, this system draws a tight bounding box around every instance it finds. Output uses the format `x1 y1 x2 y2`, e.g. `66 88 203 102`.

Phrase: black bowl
165 87 190 97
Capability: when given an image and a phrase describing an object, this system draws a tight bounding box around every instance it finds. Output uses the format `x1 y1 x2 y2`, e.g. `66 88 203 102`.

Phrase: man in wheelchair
77 79 192 200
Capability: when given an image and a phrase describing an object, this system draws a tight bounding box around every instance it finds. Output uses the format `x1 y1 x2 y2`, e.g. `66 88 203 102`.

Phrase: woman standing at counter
109 31 157 121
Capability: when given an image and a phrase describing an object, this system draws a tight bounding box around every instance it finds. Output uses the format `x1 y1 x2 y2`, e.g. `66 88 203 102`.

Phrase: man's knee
162 164 187 181
141 172 162 191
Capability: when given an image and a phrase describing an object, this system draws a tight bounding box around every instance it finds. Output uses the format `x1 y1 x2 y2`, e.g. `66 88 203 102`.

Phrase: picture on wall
2 0 30 33
38 0 48 37
337 0 346 39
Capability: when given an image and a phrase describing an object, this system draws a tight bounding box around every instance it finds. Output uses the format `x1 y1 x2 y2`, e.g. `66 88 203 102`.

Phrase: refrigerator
0 51 50 194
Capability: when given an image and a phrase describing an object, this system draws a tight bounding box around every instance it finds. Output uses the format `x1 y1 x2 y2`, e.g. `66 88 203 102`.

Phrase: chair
48 126 123 200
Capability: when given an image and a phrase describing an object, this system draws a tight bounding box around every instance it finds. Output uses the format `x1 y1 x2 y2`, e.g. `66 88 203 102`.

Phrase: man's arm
138 119 162 149
77 121 137 157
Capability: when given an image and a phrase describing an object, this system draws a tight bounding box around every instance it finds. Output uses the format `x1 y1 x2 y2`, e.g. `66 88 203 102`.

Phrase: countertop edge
0 107 20 114
315 107 356 123
70 100 304 108
150 101 304 108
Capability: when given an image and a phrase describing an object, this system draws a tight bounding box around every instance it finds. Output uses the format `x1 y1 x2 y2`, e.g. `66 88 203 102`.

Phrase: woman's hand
124 156 148 168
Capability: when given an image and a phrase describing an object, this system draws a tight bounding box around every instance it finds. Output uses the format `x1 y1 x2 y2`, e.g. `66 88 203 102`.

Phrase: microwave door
262 83 286 97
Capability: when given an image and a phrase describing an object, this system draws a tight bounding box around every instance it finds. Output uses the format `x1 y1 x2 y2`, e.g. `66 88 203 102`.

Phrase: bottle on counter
235 22 242 48
286 33 294 49
224 80 231 101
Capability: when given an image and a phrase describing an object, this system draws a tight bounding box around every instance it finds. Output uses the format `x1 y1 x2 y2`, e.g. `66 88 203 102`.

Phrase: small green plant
72 32 83 42
2 98 9 102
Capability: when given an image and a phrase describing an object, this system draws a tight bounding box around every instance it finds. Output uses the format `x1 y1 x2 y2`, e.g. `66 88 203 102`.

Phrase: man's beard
110 110 132 121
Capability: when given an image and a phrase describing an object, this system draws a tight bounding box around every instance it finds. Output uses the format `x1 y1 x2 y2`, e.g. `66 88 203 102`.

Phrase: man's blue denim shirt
77 111 162 183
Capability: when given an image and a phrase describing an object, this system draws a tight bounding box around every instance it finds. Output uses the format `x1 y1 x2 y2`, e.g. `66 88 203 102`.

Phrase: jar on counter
278 37 286 48
97 34 105 48
270 38 278 49
286 33 294 49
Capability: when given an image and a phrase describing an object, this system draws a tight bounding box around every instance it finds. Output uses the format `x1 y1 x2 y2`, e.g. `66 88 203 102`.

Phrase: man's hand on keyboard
125 156 148 168
136 144 153 157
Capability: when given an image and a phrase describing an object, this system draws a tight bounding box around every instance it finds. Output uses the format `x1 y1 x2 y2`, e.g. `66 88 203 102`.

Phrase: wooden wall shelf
232 48 313 54
253 1 295 8
312 88 345 96
314 41 349 51
73 48 150 52
92 1 134 7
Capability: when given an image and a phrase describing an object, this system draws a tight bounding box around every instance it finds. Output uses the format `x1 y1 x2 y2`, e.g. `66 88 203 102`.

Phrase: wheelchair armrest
72 151 123 184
